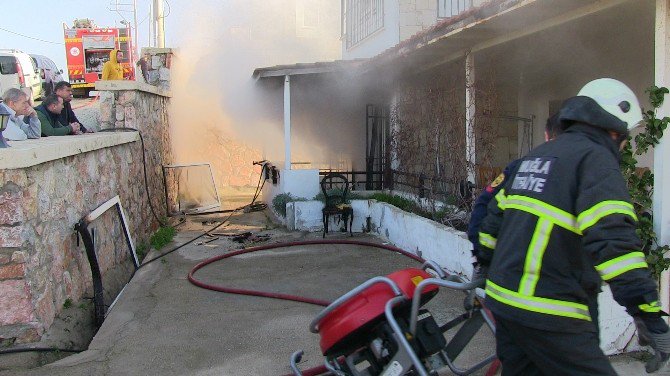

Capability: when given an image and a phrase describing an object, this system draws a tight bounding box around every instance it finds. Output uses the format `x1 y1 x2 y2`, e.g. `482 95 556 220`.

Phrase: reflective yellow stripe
502 195 580 234
640 301 661 313
594 252 648 281
479 232 497 250
519 219 553 295
486 280 591 321
577 200 637 232
495 189 506 210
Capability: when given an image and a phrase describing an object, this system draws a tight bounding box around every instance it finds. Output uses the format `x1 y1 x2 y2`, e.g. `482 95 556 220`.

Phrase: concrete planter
286 199 473 277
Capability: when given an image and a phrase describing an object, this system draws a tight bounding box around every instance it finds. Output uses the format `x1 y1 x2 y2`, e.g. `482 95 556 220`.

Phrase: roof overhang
252 59 366 79
366 0 631 74
252 0 635 82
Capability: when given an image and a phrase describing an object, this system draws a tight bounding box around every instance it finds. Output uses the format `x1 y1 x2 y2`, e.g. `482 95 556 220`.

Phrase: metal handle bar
384 296 430 376
409 278 484 335
290 350 303 376
310 276 402 333
324 359 347 376
444 350 497 376
421 260 447 279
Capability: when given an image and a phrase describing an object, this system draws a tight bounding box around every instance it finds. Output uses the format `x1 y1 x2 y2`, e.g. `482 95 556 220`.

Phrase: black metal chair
321 173 353 238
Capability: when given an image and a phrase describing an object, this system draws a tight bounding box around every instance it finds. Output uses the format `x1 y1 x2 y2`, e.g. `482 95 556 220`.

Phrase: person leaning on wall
0 88 40 140
54 81 92 133
34 94 81 136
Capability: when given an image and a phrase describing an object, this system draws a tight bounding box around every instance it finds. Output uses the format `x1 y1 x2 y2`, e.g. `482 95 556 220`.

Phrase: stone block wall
399 0 438 40
0 89 171 345
136 47 173 92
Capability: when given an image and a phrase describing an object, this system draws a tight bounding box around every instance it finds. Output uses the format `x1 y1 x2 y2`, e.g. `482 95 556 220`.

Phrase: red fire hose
72 95 99 110
188 239 424 304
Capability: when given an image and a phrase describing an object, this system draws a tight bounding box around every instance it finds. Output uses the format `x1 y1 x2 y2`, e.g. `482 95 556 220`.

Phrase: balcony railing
343 0 385 49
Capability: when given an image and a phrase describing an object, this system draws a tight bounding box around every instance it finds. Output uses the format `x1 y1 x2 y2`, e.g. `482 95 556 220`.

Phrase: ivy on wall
621 86 670 279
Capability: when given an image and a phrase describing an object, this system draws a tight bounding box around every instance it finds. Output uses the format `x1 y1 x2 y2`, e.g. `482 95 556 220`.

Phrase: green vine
621 86 670 279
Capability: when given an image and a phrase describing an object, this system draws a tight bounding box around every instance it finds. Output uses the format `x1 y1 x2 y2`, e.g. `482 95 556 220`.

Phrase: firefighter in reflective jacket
478 78 670 375
468 114 563 271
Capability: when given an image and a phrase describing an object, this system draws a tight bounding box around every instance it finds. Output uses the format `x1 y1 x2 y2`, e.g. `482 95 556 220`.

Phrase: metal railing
392 169 463 200
318 168 466 201
343 0 384 49
318 169 385 191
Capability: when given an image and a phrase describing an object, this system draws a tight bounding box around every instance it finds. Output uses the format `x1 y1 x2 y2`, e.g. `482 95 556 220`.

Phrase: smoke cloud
168 0 343 196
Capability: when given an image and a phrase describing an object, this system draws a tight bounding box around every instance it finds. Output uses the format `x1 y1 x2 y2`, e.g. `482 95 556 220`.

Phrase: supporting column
284 75 292 171
465 51 476 184
655 0 670 315
153 0 165 48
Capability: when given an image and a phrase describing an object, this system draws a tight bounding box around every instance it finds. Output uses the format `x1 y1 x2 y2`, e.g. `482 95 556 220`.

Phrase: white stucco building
254 0 670 354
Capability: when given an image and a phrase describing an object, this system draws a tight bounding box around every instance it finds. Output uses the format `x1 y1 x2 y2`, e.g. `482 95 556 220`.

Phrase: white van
0 49 43 102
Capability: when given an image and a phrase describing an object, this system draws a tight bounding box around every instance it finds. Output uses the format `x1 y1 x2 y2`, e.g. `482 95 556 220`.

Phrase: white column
465 51 476 184
284 75 292 171
654 0 670 315
154 0 165 48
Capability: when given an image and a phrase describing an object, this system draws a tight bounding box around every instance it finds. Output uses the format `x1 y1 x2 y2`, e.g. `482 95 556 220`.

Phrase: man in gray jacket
0 88 40 140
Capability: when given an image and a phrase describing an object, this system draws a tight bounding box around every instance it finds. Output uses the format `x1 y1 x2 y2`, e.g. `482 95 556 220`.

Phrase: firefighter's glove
635 315 670 350
634 316 670 373
464 263 488 312
471 263 489 286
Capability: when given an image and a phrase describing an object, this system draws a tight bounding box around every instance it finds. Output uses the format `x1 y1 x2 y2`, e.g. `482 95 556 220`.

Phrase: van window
0 56 18 75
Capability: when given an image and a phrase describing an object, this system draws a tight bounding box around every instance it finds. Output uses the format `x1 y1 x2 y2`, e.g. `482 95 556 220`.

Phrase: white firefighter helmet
577 78 643 131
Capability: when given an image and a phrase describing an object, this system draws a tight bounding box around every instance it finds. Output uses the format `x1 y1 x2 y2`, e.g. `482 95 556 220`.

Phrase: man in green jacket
35 94 81 136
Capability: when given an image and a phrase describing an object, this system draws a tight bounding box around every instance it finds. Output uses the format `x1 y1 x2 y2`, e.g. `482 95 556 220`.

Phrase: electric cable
99 128 166 227
178 161 268 217
0 27 64 45
0 347 83 355
139 170 266 266
140 160 272 266
163 0 171 18
100 128 269 266
138 215 231 268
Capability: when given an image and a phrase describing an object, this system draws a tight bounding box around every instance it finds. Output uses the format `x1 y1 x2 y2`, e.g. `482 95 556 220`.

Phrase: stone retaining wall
0 88 171 345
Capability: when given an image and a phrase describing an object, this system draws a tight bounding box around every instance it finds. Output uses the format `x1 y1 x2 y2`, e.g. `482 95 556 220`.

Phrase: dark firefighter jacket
467 159 521 259
478 123 660 333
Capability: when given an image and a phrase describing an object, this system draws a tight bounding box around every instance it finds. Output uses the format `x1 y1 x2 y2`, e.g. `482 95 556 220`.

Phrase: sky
0 0 179 80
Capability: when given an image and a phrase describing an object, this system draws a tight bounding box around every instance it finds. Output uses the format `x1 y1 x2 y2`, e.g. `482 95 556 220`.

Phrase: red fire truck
63 19 135 96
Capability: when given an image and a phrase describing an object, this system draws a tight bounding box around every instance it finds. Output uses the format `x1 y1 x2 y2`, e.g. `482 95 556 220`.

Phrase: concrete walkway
0 210 653 375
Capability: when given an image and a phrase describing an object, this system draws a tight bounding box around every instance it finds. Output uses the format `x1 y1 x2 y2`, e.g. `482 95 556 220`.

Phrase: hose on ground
188 239 425 376
188 239 424 306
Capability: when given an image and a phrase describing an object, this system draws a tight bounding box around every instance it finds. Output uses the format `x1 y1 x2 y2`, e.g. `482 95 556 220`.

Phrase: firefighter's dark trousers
494 315 617 376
